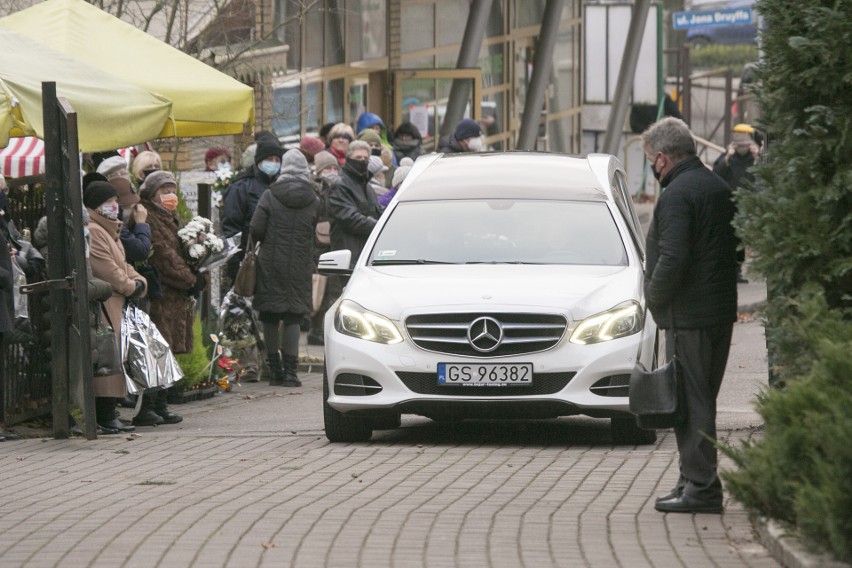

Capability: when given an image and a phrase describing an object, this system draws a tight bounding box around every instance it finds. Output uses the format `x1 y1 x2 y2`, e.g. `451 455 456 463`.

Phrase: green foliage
721 292 852 562
688 44 758 71
722 2 852 561
174 315 211 388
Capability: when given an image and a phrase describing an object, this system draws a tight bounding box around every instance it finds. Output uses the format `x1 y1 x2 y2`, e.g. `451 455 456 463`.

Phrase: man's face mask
371 147 383 157
466 136 483 152
259 160 281 176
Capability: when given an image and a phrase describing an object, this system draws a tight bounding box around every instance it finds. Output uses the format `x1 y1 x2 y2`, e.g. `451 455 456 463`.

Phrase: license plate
437 363 533 387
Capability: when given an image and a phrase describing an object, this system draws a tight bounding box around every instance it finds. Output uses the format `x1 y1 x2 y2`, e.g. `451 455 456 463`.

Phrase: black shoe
132 408 165 426
155 410 183 425
0 430 20 441
655 493 723 514
118 395 138 408
282 377 302 387
307 334 324 346
737 275 749 284
99 419 136 433
242 369 260 383
655 486 683 503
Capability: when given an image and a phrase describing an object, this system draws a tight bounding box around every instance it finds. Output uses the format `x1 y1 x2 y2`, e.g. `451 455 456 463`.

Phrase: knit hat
254 138 283 164
205 146 231 163
358 129 383 146
139 170 177 199
299 137 326 161
314 151 338 174
392 165 412 188
280 148 309 178
454 118 481 141
82 172 108 190
368 155 388 176
83 181 118 210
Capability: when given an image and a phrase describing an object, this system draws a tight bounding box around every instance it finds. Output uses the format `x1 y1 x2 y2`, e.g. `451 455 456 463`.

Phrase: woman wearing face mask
130 150 163 187
83 181 147 433
220 138 284 283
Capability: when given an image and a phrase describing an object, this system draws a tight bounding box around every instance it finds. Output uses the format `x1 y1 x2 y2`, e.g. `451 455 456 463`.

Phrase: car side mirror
318 250 353 276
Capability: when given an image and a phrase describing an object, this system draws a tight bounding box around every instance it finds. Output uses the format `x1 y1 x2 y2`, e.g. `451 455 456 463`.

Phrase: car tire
323 366 373 443
610 416 658 445
369 413 402 430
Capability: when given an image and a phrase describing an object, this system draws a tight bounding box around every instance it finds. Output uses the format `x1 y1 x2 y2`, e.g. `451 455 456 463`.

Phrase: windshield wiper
371 259 456 265
465 260 539 264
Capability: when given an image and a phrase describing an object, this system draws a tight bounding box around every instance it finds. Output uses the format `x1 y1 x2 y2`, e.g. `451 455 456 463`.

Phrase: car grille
405 312 567 357
396 371 575 396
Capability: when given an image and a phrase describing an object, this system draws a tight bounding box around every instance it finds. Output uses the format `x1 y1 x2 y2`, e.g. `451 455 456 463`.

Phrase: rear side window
370 199 627 266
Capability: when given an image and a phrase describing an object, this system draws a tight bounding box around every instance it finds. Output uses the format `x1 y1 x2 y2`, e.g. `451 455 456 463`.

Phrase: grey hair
641 117 696 162
347 140 371 157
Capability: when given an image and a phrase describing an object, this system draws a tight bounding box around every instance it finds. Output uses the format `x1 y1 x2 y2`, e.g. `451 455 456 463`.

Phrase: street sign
672 7 753 29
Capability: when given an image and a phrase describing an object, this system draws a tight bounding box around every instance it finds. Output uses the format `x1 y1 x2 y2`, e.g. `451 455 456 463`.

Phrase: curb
755 517 850 568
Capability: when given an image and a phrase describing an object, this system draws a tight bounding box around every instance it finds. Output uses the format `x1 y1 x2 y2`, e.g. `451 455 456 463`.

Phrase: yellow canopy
0 28 173 151
0 0 255 138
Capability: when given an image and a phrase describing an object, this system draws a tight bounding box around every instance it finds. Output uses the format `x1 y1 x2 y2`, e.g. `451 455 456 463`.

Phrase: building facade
245 0 583 153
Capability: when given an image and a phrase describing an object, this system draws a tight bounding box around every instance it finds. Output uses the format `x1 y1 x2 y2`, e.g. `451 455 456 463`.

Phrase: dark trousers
666 323 734 502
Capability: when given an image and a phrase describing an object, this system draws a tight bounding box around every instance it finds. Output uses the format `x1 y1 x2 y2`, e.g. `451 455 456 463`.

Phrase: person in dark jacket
0 223 20 440
250 150 320 387
327 140 381 269
306 151 339 346
221 138 283 281
437 118 483 154
712 123 761 284
392 122 425 164
642 117 738 514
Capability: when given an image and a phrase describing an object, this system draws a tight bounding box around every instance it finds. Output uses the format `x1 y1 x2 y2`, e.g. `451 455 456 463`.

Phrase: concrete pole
441 0 493 138
602 0 652 155
516 0 565 151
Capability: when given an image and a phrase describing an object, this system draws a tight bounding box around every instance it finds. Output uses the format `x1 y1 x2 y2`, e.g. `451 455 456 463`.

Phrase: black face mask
651 164 662 183
346 157 369 176
371 147 382 157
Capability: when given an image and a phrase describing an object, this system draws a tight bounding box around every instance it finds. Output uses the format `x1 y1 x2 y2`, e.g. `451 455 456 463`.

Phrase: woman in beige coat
84 181 146 433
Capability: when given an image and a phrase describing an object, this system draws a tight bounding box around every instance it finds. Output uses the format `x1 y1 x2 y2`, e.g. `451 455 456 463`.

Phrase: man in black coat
642 117 738 514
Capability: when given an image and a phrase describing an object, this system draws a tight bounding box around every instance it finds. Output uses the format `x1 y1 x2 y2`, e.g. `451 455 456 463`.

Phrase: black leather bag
629 328 686 429
94 304 122 377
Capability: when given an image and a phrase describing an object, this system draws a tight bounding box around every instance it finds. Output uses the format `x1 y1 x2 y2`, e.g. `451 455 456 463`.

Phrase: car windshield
369 199 627 266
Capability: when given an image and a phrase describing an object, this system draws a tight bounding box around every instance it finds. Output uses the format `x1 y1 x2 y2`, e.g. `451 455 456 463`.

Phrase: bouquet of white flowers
177 216 225 270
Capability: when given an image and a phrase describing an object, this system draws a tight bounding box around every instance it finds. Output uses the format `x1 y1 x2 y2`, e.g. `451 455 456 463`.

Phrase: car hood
343 264 642 322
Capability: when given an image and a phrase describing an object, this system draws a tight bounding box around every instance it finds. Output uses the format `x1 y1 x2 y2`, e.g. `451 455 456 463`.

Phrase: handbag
233 236 257 297
312 273 328 312
94 304 122 377
315 220 331 246
629 324 686 429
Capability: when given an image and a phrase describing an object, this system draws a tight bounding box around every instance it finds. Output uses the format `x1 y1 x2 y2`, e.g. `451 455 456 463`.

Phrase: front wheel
611 416 657 445
323 367 373 442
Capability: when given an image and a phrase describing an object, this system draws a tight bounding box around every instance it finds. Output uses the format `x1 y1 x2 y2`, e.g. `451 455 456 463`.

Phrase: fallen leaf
16 456 24 461
261 543 276 549
351 473 359 478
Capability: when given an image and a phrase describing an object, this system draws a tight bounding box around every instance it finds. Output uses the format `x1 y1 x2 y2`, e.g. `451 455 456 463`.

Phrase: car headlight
335 300 403 344
569 301 643 344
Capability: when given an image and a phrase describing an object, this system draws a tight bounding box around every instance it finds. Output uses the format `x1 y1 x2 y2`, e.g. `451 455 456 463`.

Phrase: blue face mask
259 160 281 176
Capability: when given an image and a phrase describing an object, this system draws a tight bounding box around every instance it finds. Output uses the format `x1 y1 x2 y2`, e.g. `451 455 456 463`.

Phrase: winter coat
86 208 147 397
644 156 738 329
312 177 333 263
250 175 320 315
712 151 755 191
221 165 277 259
437 135 466 154
0 226 13 334
120 222 152 265
142 200 197 354
327 162 382 268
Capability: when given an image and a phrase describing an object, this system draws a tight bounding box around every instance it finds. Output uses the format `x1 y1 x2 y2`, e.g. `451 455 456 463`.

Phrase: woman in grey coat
250 149 320 386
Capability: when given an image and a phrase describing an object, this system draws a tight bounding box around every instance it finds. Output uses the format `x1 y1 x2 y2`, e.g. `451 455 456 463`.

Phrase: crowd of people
0 114 488 438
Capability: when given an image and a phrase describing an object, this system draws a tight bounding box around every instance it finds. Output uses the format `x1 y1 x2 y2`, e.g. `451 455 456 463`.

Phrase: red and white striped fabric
0 137 45 178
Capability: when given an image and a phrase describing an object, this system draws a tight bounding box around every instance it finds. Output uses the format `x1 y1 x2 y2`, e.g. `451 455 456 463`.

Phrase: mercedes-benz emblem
467 316 503 353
